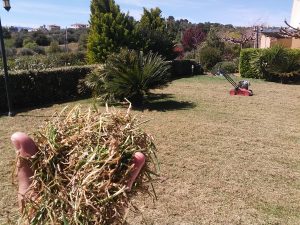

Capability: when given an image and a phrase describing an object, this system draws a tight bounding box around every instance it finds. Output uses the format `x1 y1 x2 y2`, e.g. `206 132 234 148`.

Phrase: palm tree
85 49 171 106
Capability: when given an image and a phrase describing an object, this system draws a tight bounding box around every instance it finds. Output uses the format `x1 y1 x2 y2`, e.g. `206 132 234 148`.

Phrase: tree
87 0 135 63
32 31 51 46
222 28 254 49
2 27 11 38
198 46 222 70
280 20 300 38
47 41 62 54
181 25 206 52
78 32 88 51
134 7 175 59
204 27 224 50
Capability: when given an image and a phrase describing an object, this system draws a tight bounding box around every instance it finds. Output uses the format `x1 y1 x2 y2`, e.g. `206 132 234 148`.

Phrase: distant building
260 0 300 49
36 25 47 32
71 23 89 29
48 25 61 31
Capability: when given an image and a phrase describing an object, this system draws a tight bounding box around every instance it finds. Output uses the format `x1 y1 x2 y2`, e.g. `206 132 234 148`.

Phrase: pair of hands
11 132 146 211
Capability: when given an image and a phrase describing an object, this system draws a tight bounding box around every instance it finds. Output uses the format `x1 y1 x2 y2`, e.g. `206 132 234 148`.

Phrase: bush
5 48 17 57
240 46 300 83
0 65 96 112
223 42 241 61
211 61 238 75
239 48 262 78
17 48 35 56
33 46 46 55
198 46 222 71
170 60 204 79
47 41 63 54
85 49 171 106
0 52 87 71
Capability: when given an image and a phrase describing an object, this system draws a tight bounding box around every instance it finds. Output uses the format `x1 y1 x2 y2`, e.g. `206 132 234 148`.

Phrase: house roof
261 28 289 38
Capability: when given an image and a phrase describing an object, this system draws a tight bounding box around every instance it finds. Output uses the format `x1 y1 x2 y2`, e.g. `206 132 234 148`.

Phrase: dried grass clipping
19 105 159 225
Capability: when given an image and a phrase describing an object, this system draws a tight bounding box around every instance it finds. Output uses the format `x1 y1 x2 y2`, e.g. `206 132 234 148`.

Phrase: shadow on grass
0 94 197 117
0 96 93 118
138 93 196 112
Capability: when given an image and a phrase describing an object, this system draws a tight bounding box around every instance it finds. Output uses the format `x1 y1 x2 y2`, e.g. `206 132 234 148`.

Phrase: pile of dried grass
19 105 158 225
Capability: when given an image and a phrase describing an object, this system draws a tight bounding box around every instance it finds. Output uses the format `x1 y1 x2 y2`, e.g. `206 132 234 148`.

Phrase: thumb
11 132 37 210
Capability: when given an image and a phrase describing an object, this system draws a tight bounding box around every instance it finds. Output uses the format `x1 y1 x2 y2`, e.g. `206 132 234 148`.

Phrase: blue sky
0 0 294 28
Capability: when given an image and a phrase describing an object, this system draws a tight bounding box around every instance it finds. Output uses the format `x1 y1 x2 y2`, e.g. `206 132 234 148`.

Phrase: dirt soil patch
1 76 299 224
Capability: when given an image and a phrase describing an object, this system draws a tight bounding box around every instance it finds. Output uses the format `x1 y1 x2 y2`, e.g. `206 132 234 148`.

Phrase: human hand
11 132 145 211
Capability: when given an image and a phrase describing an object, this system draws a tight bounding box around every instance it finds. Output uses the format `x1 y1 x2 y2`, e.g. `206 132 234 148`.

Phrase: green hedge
239 48 262 78
239 47 300 83
0 52 87 71
0 65 96 112
169 60 204 79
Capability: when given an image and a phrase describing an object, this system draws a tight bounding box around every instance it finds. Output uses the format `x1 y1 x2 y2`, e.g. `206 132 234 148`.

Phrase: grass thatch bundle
19 105 158 225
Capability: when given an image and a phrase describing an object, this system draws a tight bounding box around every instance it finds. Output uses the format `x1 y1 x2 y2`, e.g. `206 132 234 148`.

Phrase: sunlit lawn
1 75 300 224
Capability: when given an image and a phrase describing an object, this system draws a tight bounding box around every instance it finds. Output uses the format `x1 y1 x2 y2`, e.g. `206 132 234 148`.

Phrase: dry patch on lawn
1 76 299 224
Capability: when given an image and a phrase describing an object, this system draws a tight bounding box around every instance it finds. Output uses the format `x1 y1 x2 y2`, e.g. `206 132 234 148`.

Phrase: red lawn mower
222 73 253 96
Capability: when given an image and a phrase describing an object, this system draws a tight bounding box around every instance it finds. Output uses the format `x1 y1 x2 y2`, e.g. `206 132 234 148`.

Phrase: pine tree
134 7 175 59
87 0 134 63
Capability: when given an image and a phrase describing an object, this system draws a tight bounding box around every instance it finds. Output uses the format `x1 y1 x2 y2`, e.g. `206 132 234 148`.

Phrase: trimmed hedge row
169 60 204 79
0 65 96 112
0 52 87 71
0 59 202 113
239 47 300 83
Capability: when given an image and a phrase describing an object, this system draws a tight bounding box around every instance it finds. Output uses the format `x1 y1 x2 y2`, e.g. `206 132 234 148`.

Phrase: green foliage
134 7 175 59
22 38 44 54
0 65 95 112
23 38 34 47
0 52 86 71
223 42 241 61
32 31 51 46
85 49 171 105
4 38 15 48
78 32 88 51
211 61 238 75
47 41 63 54
204 28 224 51
17 48 35 56
5 48 17 57
240 46 300 83
198 46 222 71
2 27 11 38
239 48 262 78
87 0 134 63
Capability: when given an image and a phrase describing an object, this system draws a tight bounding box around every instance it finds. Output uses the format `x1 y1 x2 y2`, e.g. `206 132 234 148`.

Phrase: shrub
260 46 300 82
239 48 262 78
223 42 241 61
211 61 238 75
240 46 300 83
17 48 35 56
0 65 96 112
47 41 62 54
33 46 46 55
0 52 87 71
198 46 222 71
5 48 17 57
85 49 171 105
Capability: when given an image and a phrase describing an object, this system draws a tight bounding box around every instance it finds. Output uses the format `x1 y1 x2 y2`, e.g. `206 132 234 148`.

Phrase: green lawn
1 75 300 224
